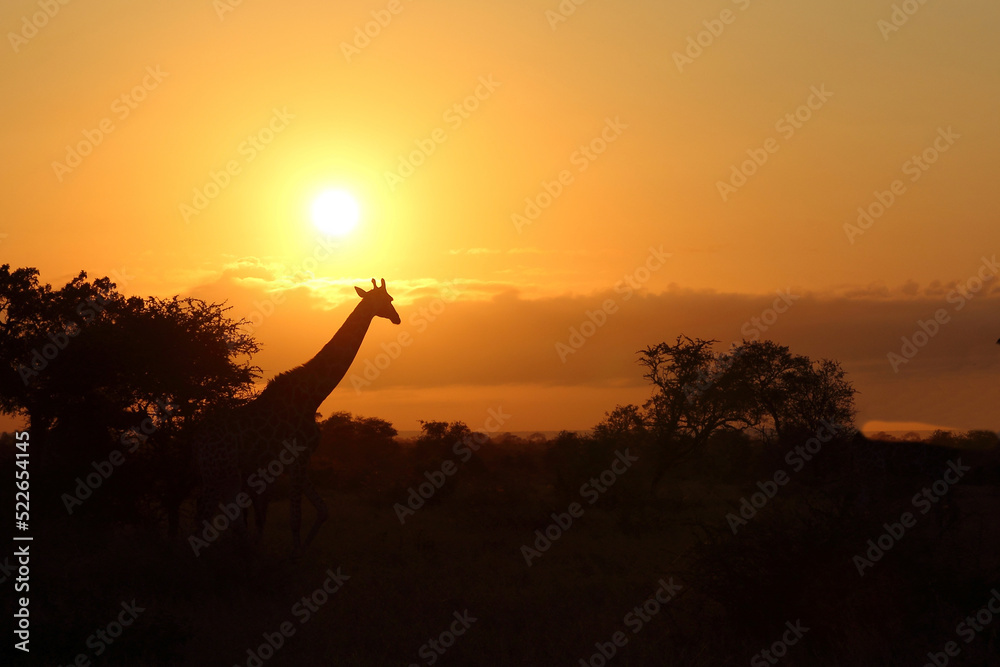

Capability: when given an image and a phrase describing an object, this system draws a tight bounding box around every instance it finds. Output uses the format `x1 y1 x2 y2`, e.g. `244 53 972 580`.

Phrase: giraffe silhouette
195 278 400 550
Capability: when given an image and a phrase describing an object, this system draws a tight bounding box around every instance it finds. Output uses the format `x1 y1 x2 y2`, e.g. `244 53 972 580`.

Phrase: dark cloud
178 271 1000 431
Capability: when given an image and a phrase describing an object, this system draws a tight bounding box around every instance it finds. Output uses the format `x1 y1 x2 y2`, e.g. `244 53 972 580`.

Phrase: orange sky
2 0 999 433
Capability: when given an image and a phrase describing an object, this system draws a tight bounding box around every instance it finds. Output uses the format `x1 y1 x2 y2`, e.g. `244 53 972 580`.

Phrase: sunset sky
2 0 999 433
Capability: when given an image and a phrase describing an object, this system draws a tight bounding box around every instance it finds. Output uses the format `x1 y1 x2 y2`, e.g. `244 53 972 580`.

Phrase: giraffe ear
355 286 367 298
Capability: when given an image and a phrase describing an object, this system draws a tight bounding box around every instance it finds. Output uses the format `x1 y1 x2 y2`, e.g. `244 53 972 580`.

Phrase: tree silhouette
633 336 856 491
414 419 471 464
0 265 260 536
592 404 647 442
317 411 399 488
727 339 856 443
638 336 751 490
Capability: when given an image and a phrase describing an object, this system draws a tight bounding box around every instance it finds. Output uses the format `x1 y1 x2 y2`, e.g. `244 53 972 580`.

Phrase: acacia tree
415 420 471 448
319 412 398 469
634 336 856 491
0 265 260 536
729 340 856 443
0 266 136 435
592 404 647 442
638 336 754 490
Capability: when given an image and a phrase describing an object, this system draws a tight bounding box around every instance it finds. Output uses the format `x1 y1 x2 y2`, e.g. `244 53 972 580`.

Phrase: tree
415 420 470 447
319 411 398 452
592 404 647 442
0 265 260 536
636 336 856 491
355 415 398 443
728 340 856 443
317 412 399 489
963 430 999 450
638 336 753 490
543 430 595 498
0 266 136 434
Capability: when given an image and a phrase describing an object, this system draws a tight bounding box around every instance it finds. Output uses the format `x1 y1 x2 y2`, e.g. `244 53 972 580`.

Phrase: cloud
342 287 1000 430
178 269 1000 431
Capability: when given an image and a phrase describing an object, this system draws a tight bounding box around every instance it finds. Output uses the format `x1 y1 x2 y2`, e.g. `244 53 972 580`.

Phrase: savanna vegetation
2 266 999 665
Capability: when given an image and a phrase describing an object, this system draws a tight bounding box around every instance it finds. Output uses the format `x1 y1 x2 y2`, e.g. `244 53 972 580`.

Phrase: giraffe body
195 279 400 550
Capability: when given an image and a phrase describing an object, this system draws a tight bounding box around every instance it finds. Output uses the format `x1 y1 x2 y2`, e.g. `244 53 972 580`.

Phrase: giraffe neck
285 300 376 413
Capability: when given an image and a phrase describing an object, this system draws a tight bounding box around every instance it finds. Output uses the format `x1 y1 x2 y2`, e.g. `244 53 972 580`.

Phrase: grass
5 433 1000 665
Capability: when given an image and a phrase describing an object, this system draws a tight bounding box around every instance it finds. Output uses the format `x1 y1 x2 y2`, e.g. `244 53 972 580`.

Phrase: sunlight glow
311 189 360 237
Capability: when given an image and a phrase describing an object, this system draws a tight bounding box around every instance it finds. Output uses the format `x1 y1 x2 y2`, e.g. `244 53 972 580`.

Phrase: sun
311 189 360 237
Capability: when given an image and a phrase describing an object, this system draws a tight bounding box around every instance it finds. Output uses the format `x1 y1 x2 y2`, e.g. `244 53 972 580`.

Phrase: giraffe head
356 278 401 324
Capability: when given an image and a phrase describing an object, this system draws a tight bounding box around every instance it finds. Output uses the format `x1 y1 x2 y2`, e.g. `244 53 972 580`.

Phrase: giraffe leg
196 448 226 527
289 464 304 550
219 473 247 540
196 472 247 550
198 440 246 543
301 475 329 548
252 492 269 537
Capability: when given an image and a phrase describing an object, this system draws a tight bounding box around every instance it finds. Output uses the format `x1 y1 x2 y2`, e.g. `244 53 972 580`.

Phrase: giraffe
194 278 400 550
